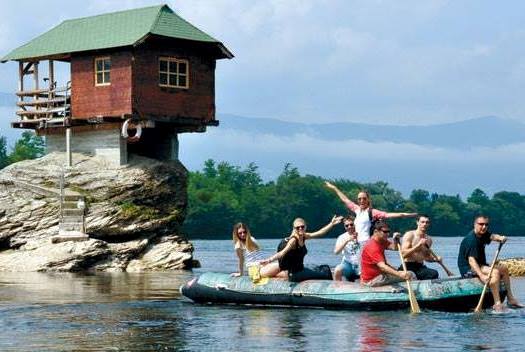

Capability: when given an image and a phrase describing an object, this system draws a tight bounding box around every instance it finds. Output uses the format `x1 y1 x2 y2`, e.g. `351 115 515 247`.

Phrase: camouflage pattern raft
181 272 506 312
499 258 525 276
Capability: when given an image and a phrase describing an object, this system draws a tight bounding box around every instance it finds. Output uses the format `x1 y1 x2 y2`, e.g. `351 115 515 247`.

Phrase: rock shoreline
0 153 194 272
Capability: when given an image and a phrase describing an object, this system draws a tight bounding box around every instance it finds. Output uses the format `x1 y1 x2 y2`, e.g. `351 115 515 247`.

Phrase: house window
159 57 189 89
95 57 111 86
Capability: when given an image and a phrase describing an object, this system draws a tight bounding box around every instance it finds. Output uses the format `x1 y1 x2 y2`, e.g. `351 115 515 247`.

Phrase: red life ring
121 119 142 143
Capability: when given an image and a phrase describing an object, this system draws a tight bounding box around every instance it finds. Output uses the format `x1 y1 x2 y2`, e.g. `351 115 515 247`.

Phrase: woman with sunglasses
333 215 360 281
231 223 282 278
260 215 343 282
325 181 417 244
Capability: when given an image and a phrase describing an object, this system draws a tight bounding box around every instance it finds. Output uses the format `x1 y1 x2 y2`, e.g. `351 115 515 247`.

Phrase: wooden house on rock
1 4 233 166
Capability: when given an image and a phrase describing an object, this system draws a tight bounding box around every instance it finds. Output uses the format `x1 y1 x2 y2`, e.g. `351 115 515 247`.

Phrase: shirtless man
399 215 440 280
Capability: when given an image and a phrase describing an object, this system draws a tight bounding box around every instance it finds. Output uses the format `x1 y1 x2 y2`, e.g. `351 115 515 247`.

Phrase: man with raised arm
361 221 415 287
333 215 360 281
458 215 523 311
399 214 441 280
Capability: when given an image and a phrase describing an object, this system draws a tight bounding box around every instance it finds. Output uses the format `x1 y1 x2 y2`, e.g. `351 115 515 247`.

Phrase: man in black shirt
458 215 522 311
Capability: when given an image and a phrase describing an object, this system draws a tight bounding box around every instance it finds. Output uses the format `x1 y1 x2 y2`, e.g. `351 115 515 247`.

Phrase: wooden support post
33 62 39 117
18 62 25 119
66 128 72 167
48 60 55 119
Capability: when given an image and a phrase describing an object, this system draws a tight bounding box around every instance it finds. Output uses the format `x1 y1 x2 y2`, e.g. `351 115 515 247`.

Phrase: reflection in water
355 314 386 352
0 272 195 351
0 271 192 305
280 309 307 350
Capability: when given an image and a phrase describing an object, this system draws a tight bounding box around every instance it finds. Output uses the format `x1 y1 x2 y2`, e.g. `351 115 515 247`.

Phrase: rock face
0 152 194 272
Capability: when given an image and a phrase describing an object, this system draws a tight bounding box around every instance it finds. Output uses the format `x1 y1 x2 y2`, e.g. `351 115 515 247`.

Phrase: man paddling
399 215 440 280
361 221 415 287
458 215 523 311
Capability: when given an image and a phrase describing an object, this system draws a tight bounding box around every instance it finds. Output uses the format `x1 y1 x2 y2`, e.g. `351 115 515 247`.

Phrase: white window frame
94 56 111 86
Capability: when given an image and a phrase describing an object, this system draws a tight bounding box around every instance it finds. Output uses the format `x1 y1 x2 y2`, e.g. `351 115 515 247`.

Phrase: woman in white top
325 181 417 244
231 222 274 277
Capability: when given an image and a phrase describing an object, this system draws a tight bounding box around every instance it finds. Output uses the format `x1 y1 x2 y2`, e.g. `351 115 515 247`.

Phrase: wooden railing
15 81 71 126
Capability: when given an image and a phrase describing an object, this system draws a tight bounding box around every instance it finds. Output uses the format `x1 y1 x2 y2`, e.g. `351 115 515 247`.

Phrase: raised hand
324 181 337 190
331 215 344 225
393 232 401 243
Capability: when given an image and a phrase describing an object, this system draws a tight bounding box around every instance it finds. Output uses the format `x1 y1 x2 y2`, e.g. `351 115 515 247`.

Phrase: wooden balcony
14 83 71 129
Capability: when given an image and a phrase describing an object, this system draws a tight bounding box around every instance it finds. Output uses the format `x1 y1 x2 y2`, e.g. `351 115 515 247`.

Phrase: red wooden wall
69 44 216 123
132 47 216 121
71 51 133 118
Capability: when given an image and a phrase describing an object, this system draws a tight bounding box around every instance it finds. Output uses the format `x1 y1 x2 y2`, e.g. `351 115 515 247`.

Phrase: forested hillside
184 159 525 239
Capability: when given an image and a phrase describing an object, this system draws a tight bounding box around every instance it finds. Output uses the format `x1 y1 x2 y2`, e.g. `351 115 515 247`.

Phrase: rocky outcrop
0 152 194 272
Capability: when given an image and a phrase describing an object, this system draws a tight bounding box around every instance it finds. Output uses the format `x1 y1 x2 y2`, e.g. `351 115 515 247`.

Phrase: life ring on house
121 119 142 143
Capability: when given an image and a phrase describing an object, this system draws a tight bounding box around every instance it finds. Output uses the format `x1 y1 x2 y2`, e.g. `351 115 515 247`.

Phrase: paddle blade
410 291 421 313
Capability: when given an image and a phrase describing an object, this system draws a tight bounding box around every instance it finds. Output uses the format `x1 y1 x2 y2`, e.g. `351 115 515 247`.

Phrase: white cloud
183 129 525 163
1 0 525 125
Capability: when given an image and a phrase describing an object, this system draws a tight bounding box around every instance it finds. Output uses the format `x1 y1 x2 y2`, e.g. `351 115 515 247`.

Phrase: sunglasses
476 223 489 227
344 223 355 228
237 230 247 235
295 225 306 230
381 229 390 234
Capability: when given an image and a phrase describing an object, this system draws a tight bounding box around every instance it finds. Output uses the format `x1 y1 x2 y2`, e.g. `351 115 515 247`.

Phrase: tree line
0 131 45 169
184 159 525 239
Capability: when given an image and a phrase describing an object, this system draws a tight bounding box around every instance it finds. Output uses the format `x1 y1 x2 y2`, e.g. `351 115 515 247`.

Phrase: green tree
0 136 8 169
183 159 525 238
8 131 45 163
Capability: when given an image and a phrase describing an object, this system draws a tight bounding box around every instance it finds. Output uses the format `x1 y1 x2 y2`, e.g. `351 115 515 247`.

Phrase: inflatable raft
181 272 506 312
499 258 525 277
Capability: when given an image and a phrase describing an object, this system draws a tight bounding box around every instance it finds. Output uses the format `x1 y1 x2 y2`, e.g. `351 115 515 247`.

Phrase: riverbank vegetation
0 132 45 169
185 159 525 239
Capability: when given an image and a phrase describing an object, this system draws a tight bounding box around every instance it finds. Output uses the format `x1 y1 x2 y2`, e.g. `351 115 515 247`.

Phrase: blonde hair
232 222 259 252
290 217 306 239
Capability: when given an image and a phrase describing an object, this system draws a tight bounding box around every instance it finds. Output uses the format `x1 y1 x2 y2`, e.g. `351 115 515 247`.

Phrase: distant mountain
179 113 525 196
218 114 525 149
0 92 15 107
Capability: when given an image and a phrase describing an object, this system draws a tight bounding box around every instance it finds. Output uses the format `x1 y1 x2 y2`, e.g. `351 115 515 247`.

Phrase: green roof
1 4 232 62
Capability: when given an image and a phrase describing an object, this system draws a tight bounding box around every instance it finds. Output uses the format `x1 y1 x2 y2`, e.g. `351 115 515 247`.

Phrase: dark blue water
0 237 523 351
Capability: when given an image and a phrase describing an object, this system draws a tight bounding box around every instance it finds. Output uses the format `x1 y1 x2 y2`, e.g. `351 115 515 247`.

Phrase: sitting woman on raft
259 216 343 282
231 222 284 278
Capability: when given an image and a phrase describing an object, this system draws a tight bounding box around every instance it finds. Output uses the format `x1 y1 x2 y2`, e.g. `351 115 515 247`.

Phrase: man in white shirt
333 216 361 281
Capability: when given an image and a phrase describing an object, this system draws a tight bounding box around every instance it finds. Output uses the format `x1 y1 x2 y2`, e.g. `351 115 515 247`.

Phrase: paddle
426 246 454 277
474 241 504 313
395 237 421 314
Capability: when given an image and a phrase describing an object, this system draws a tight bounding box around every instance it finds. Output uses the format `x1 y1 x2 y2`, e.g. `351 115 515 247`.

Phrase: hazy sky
1 0 525 125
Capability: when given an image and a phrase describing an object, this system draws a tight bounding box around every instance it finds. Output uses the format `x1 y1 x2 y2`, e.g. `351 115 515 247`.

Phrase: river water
0 237 523 351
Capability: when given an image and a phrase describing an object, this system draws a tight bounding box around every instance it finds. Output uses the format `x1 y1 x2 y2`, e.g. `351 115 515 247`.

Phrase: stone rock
126 235 194 272
0 239 110 272
0 152 194 272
